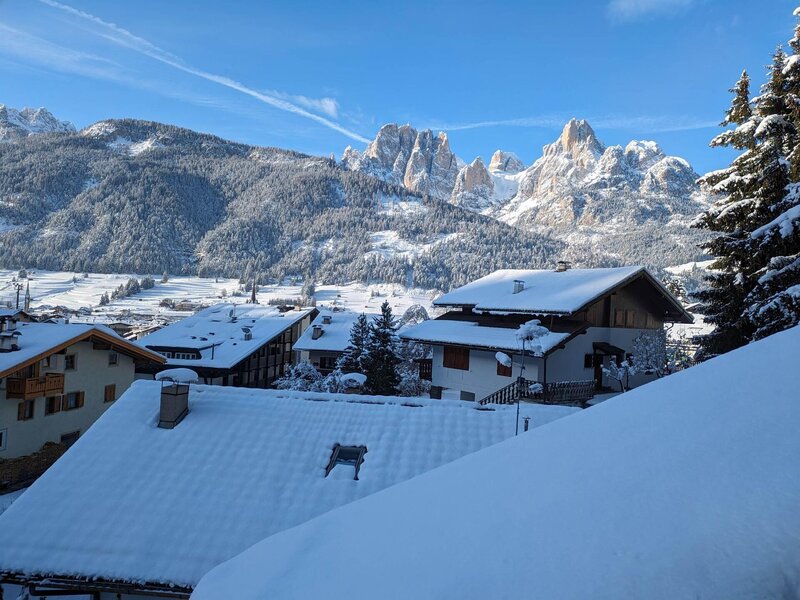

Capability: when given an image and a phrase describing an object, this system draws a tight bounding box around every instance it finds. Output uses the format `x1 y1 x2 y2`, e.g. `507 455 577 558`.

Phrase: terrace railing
479 377 594 408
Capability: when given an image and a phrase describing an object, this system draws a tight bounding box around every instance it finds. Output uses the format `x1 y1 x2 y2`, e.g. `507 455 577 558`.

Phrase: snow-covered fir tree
695 20 800 356
362 301 401 395
273 361 322 391
337 313 370 373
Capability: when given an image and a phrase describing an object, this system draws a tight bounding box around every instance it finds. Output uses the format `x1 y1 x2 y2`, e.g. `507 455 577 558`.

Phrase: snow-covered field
0 270 441 326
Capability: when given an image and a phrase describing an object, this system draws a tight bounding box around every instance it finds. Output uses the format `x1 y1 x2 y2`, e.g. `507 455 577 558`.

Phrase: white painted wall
430 326 659 400
0 341 135 458
431 346 539 402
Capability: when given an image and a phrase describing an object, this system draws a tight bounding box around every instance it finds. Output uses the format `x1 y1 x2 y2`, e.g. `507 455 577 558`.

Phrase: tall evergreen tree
697 25 800 356
694 69 760 357
362 301 401 396
337 313 370 373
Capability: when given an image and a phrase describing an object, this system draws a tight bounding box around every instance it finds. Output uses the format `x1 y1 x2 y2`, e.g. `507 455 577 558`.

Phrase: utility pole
13 282 24 310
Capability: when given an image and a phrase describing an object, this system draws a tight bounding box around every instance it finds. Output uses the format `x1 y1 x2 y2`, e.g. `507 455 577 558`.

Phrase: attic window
325 444 367 480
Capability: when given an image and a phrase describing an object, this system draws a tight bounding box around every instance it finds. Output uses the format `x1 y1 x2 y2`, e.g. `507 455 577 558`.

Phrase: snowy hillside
193 325 800 600
0 105 74 140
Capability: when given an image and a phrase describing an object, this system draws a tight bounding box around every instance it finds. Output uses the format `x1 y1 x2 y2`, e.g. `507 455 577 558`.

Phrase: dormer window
325 444 367 480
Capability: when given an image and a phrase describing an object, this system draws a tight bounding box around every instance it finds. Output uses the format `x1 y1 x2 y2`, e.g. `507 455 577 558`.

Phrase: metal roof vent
512 280 525 294
556 260 571 272
321 315 332 325
311 325 324 340
242 326 252 341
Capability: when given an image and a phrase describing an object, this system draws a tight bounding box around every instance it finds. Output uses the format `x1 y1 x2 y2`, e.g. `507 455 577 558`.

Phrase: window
584 354 594 369
443 346 470 370
497 360 512 377
62 391 85 411
0 428 6 452
43 355 52 368
319 356 337 372
45 395 62 415
108 352 118 366
460 391 476 401
104 384 117 403
614 309 625 327
325 444 367 480
60 431 80 447
64 354 77 371
17 399 35 421
625 310 636 328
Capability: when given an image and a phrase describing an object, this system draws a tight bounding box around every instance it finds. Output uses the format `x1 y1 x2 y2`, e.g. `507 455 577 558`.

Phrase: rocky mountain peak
489 150 525 173
451 157 494 211
551 118 604 158
0 104 75 141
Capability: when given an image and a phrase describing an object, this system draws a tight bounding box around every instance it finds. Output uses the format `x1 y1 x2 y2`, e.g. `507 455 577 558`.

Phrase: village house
0 315 164 485
292 310 376 374
400 264 692 404
0 377 577 598
134 303 316 387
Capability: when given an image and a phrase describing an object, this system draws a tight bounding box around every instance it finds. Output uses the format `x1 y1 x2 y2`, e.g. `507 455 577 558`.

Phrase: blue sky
0 0 794 173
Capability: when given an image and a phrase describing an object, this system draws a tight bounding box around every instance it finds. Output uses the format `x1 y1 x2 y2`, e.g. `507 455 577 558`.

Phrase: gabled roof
191 325 800 600
434 266 692 323
135 304 315 369
0 382 579 593
292 310 377 353
0 322 165 378
399 319 574 356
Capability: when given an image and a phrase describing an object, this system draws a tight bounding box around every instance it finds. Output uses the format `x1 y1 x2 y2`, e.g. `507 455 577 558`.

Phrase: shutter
78 391 85 408
62 395 69 411
17 401 25 420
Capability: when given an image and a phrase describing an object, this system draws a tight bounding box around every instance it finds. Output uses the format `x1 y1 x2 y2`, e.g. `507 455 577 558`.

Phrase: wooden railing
416 358 432 381
6 373 65 400
479 378 594 408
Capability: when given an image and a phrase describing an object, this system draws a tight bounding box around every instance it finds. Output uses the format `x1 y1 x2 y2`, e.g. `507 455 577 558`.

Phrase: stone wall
0 442 67 491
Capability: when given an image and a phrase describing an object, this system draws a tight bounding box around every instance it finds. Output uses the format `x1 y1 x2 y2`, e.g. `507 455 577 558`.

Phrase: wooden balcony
6 373 65 400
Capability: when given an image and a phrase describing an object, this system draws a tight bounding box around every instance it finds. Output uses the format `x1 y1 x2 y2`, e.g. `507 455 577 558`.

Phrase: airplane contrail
38 0 370 143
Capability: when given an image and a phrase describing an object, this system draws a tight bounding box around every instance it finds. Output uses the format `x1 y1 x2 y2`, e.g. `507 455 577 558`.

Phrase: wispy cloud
607 0 695 22
36 0 369 143
425 113 717 134
266 90 339 119
0 23 123 82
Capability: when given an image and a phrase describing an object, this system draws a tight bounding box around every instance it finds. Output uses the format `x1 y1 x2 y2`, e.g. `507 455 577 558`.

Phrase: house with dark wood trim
134 303 317 387
0 316 165 467
400 264 692 403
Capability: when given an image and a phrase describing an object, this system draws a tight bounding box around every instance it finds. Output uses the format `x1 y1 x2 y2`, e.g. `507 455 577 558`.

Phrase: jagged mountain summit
344 118 710 266
0 105 75 141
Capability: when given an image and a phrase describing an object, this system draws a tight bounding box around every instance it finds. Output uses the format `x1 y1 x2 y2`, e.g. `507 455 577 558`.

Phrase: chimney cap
155 368 199 384
555 260 571 272
512 280 525 294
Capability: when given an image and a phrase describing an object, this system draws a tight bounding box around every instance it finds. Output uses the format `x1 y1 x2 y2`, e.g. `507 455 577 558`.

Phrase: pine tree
694 69 759 357
744 19 800 339
362 301 401 395
337 313 370 373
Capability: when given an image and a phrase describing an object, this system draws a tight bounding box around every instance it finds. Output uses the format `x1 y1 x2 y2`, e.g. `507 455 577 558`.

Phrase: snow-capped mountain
0 105 75 140
344 118 710 265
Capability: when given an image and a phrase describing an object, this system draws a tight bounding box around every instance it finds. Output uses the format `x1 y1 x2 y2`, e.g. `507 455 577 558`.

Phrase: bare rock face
343 124 459 199
451 157 494 211
489 150 525 174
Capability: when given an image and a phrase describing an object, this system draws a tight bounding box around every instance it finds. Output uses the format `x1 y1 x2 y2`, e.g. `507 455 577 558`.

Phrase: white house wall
431 346 539 402
0 341 135 458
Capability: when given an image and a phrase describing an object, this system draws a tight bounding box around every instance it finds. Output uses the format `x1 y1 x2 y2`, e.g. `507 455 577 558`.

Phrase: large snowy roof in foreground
292 310 375 353
0 382 578 590
434 266 690 321
193 326 800 600
0 321 164 378
400 318 572 355
135 303 314 369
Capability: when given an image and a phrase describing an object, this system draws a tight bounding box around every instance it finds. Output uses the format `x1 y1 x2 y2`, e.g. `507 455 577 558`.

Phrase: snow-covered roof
292 310 376 353
0 321 164 378
399 318 572 355
135 303 314 369
192 326 800 600
0 382 578 592
434 266 684 317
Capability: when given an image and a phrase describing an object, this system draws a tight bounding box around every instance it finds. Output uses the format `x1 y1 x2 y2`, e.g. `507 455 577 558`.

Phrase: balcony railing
479 377 594 408
6 373 65 400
